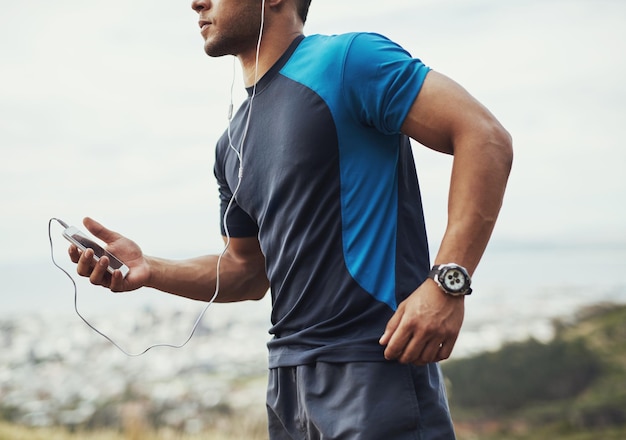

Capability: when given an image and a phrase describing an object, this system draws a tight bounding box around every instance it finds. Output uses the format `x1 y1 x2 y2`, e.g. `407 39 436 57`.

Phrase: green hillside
442 303 626 439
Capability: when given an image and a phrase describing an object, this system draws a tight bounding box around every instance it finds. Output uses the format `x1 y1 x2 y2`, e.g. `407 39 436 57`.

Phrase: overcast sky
1 0 625 277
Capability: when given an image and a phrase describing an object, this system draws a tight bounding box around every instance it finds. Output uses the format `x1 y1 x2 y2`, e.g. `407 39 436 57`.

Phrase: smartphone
62 226 130 278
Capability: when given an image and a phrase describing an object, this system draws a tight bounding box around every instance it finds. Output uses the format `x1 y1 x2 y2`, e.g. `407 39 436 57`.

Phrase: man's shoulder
303 32 395 47
299 32 408 62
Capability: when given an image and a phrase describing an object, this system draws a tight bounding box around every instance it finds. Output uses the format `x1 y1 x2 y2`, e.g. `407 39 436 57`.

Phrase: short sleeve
214 153 259 238
342 33 430 135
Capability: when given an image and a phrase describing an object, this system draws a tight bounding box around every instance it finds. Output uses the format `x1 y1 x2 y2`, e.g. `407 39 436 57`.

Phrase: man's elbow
484 120 513 176
246 283 270 301
242 272 270 301
497 125 514 175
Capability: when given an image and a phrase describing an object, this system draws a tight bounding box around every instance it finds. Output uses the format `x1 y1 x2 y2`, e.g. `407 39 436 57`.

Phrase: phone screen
67 231 125 270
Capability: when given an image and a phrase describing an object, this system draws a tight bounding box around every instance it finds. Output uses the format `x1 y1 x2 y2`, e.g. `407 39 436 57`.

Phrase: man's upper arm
222 235 265 263
401 70 507 154
220 235 269 300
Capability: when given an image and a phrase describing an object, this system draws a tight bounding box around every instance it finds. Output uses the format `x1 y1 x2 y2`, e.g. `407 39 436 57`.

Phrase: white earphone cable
218 0 266 301
48 0 266 356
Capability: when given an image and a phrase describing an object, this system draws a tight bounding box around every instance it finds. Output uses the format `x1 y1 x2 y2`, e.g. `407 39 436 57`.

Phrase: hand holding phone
63 225 130 278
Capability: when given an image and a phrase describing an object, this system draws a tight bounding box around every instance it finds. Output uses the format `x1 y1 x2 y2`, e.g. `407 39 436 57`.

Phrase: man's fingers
109 270 125 292
416 339 443 365
409 336 458 365
89 255 111 287
76 248 95 277
68 244 81 264
379 304 404 346
382 321 414 361
386 321 458 365
76 249 111 287
437 334 458 361
379 307 404 360
437 341 454 362
395 338 449 366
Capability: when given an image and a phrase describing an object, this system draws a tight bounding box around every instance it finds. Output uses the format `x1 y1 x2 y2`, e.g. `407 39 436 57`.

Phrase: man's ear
264 0 303 26
265 0 290 13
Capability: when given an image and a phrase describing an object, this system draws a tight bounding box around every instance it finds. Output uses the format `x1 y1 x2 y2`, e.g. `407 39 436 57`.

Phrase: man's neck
238 25 303 87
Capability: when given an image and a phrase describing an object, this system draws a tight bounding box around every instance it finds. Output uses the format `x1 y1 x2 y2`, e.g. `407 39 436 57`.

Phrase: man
70 0 512 438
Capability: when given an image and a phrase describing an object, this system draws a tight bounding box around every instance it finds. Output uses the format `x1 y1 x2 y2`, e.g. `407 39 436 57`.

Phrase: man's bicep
220 235 269 300
223 236 267 281
400 70 497 155
222 235 265 266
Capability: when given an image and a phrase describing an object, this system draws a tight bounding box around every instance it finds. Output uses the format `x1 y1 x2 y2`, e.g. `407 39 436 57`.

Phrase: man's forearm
435 121 513 274
145 253 269 303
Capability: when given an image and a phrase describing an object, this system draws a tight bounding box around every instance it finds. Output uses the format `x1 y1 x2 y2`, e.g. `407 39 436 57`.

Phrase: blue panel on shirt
280 33 430 310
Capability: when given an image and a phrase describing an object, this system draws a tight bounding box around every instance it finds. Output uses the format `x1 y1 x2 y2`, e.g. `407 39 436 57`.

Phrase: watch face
440 266 469 293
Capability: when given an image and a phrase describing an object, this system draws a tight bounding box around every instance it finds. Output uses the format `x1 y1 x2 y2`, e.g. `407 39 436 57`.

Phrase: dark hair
295 0 312 23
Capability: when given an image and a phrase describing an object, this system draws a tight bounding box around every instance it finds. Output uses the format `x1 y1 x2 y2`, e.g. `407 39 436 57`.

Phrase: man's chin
203 40 232 58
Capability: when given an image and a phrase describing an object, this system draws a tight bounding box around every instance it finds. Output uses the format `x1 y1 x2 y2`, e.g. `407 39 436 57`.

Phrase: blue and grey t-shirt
214 33 431 368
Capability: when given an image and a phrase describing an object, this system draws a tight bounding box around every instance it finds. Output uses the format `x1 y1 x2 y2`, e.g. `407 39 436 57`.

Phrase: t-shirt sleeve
342 33 430 135
214 151 259 238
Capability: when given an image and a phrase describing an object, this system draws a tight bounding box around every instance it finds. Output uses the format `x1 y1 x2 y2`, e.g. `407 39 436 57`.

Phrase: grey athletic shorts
266 361 456 440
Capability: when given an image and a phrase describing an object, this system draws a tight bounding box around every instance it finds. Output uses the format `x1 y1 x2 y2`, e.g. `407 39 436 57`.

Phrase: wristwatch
428 263 473 296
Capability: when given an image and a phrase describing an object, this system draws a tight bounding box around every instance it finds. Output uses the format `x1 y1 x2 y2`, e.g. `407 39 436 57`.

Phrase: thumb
82 217 121 244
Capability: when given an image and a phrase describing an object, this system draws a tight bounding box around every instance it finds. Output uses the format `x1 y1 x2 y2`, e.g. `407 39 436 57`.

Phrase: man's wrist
427 263 473 296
